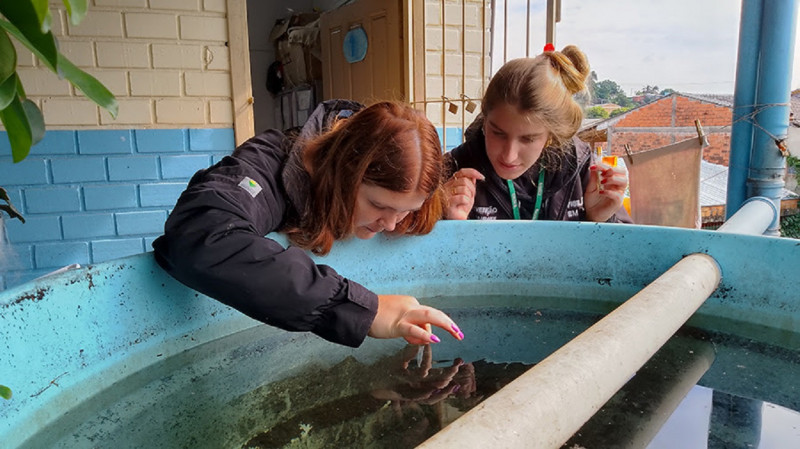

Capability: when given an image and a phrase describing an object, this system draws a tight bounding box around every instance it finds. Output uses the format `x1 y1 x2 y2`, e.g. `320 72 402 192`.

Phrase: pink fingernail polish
451 323 461 333
430 334 441 343
457 331 465 340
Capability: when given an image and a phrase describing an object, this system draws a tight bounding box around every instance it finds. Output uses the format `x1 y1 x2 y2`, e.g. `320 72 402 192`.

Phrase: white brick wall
155 99 205 124
152 44 203 69
14 2 232 129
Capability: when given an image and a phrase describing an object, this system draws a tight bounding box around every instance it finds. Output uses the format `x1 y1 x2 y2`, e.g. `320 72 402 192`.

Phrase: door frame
227 0 255 145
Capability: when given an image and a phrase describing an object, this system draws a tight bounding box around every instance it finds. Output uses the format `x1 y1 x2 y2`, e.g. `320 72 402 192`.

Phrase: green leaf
57 54 118 118
63 0 88 26
0 28 16 83
0 73 17 110
0 15 58 72
31 0 53 33
15 72 27 99
22 99 44 145
0 385 11 400
0 95 33 163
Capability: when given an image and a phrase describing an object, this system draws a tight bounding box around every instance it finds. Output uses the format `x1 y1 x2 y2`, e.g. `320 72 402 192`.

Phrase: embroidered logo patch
238 176 262 198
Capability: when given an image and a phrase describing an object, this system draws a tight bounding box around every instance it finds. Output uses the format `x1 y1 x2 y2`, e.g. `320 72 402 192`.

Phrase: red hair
284 102 444 255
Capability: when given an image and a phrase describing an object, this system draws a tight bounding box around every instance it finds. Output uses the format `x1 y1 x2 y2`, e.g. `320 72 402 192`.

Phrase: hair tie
543 43 555 52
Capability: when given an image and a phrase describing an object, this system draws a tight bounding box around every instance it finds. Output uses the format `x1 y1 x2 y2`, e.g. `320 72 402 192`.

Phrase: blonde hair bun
553 45 590 95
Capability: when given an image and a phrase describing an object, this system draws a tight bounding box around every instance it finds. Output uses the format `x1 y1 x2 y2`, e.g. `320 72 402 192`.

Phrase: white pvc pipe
417 253 721 449
717 196 777 235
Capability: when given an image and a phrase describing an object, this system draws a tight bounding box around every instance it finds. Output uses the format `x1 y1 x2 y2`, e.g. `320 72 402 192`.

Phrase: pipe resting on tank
716 196 777 235
417 253 722 449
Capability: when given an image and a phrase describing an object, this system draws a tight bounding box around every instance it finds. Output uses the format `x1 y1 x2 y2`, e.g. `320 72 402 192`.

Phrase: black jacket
448 117 632 223
152 100 378 348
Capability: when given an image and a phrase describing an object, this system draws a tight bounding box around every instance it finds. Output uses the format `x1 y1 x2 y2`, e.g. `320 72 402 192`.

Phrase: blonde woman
445 44 631 223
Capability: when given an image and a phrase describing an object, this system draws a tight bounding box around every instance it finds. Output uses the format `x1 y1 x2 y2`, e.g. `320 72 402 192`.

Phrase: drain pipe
728 0 798 235
746 0 798 236
726 0 762 217
416 253 721 449
716 196 777 235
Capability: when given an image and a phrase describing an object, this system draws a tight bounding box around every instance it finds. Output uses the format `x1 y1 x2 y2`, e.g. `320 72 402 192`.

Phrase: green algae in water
18 296 800 449
239 355 530 449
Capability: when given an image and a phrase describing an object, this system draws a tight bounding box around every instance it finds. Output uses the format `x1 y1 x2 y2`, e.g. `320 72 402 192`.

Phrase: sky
492 0 800 95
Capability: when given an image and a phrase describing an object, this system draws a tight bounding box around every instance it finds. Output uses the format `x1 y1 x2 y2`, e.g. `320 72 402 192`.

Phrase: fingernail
430 334 441 343
457 331 465 340
451 323 461 333
589 165 597 170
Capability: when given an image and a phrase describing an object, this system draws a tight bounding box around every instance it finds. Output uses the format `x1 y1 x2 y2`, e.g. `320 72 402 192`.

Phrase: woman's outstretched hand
443 168 485 220
369 295 465 345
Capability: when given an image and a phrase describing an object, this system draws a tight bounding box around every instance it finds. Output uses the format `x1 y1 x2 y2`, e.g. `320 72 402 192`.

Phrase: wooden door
320 0 406 104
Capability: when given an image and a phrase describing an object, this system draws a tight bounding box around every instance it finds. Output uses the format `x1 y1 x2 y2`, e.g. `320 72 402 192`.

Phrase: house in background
579 92 733 165
579 92 798 227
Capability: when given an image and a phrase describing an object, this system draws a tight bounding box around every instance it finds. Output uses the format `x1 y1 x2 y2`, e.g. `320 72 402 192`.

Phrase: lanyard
507 168 545 220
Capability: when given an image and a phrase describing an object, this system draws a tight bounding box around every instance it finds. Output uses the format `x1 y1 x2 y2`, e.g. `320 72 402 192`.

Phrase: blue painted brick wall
135 129 187 153
77 130 135 154
25 187 82 213
189 129 235 152
108 156 159 181
161 154 211 179
5 216 62 243
83 184 138 210
139 183 187 207
0 128 235 292
115 210 168 235
51 157 107 183
0 159 49 185
91 238 145 263
62 213 116 239
35 241 91 269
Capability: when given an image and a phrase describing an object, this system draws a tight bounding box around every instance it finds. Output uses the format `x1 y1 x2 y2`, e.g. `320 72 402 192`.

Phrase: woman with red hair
153 100 464 348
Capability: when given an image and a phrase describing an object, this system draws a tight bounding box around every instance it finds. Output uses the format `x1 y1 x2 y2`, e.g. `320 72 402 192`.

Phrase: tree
585 106 609 119
593 79 625 104
635 85 661 96
612 93 634 108
610 107 632 118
